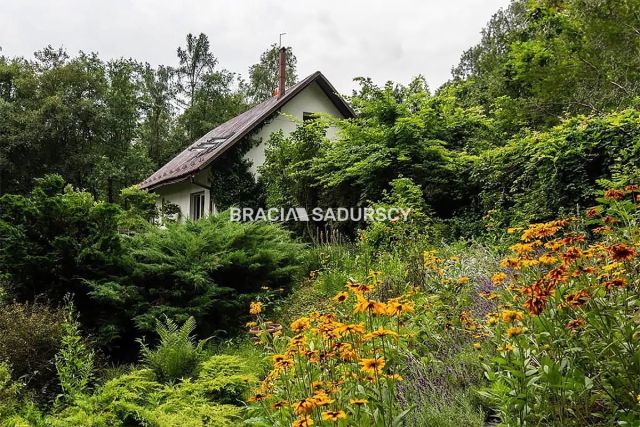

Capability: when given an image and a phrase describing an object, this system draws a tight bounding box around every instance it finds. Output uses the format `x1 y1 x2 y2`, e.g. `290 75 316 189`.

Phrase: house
139 48 354 220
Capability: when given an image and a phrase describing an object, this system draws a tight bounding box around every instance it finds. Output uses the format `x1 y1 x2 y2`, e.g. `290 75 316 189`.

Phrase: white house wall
155 168 211 221
244 81 343 176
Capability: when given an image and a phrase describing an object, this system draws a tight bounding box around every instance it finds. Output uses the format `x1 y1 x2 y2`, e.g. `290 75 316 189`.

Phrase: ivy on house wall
209 134 265 211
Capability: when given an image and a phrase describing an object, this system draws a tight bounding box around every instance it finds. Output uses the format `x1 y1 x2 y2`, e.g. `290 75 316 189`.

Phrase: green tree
451 0 640 131
176 33 217 108
139 64 178 168
244 44 297 104
173 33 246 144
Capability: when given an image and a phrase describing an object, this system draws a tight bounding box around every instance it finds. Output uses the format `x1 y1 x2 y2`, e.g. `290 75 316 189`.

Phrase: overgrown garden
2 0 640 425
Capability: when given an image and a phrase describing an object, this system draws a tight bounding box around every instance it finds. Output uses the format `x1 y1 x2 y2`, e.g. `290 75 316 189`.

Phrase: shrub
46 354 256 426
481 187 640 425
138 316 208 383
0 362 22 419
0 174 128 305
473 110 640 228
358 177 435 255
0 301 66 400
55 305 95 400
108 213 306 338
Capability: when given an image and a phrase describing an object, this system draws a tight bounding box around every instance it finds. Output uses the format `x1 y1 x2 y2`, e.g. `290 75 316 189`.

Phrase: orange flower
565 318 586 330
334 291 349 302
347 282 372 293
349 398 368 406
538 254 557 265
604 188 626 201
506 326 524 337
545 266 568 287
521 220 567 242
337 323 366 335
492 272 507 285
312 390 334 407
293 416 314 427
248 392 271 402
359 357 385 374
501 309 524 323
354 297 386 315
604 277 626 291
290 317 311 332
272 354 294 370
272 400 288 409
293 398 318 415
364 326 399 341
604 215 618 225
565 289 591 308
586 206 599 218
607 243 636 262
321 410 347 422
249 301 263 315
457 276 471 285
510 242 537 255
501 257 521 269
521 280 550 315
288 334 306 349
561 247 582 264
386 299 415 316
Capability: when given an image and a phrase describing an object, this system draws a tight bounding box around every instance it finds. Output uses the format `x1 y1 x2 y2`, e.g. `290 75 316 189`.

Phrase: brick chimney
278 47 286 98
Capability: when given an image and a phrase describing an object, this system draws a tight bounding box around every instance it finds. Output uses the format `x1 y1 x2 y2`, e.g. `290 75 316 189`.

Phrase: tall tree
449 0 640 132
176 33 217 108
244 44 297 105
175 69 246 143
139 64 178 167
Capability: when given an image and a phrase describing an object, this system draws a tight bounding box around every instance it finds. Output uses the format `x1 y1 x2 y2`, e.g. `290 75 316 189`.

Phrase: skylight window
189 135 233 154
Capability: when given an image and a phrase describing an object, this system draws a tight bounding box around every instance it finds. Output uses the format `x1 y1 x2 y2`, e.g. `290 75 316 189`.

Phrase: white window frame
190 191 205 220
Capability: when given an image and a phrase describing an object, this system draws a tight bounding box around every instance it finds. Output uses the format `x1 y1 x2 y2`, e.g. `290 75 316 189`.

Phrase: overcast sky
0 0 510 94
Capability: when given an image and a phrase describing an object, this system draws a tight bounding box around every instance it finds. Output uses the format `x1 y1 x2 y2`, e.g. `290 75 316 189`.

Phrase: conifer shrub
46 354 255 426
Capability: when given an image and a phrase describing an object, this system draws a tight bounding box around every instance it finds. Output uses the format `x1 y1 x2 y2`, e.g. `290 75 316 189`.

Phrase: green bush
46 354 255 426
107 213 306 337
0 362 22 420
0 175 128 304
0 301 66 400
55 305 95 400
139 317 208 383
1 175 306 355
473 110 640 228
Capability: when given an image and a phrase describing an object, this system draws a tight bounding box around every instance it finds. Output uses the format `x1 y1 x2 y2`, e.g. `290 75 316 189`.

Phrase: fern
138 316 209 383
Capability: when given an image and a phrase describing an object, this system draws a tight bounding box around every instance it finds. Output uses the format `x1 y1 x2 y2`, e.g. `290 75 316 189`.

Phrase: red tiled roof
140 71 354 190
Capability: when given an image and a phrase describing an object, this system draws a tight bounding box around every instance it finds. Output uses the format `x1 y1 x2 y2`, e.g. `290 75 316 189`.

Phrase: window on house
303 112 319 122
190 191 205 220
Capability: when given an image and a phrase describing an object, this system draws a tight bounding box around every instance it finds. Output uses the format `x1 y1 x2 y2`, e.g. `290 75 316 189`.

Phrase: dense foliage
0 175 306 356
2 0 640 425
0 35 297 199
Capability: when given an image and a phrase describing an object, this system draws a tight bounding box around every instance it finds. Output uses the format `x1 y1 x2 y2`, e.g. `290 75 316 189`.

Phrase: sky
0 0 510 94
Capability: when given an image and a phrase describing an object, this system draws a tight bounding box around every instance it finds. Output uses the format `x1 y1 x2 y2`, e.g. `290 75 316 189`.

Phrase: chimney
278 47 286 98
